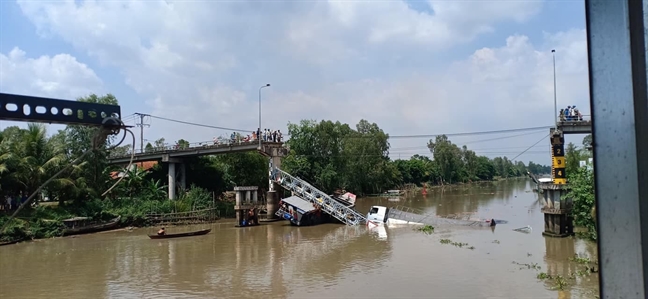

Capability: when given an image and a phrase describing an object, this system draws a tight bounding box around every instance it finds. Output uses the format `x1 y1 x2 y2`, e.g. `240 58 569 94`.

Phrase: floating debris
440 238 474 249
513 225 532 233
416 225 434 234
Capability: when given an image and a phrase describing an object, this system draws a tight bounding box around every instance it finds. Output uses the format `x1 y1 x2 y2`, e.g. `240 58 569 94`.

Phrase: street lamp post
259 83 271 149
552 49 558 129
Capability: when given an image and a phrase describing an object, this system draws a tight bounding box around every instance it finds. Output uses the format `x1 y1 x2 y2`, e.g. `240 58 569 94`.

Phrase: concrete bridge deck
108 140 284 164
555 115 592 134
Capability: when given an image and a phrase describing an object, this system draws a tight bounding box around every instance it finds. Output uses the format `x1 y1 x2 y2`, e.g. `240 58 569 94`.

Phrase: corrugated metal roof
281 196 315 213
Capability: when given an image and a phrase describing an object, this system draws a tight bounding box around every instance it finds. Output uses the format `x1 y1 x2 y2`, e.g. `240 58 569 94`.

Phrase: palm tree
8 124 68 202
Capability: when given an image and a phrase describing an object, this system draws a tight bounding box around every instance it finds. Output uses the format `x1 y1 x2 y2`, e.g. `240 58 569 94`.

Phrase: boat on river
62 216 121 236
0 239 24 246
331 192 357 207
148 228 211 239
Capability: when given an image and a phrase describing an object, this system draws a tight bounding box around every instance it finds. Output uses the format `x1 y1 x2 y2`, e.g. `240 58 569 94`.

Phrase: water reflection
0 234 120 298
543 236 599 297
369 225 388 240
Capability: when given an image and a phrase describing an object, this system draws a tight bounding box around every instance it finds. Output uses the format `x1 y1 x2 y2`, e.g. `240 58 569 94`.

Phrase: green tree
282 119 396 195
177 139 190 149
427 135 464 184
567 166 596 240
565 142 584 175
64 94 120 199
153 138 166 151
582 134 592 148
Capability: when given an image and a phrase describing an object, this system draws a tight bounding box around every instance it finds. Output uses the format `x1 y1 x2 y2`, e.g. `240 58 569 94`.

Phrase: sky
0 0 591 165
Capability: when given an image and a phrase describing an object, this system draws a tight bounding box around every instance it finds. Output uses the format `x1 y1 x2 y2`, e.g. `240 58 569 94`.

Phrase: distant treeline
282 119 551 195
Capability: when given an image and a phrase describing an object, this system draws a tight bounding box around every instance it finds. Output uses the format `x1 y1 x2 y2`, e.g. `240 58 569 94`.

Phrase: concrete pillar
253 190 258 203
180 163 186 191
266 191 279 220
235 190 242 223
246 190 251 203
269 155 282 192
235 190 242 207
540 184 573 237
168 163 176 200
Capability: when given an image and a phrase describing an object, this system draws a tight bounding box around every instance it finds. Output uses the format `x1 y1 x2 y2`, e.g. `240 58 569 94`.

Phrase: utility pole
552 49 558 130
259 83 271 149
135 113 150 153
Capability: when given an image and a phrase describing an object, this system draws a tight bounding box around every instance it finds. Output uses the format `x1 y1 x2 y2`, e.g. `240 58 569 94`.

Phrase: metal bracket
0 93 122 126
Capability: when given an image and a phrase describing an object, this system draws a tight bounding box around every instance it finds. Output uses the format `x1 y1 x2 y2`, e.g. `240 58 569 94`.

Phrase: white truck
366 205 497 228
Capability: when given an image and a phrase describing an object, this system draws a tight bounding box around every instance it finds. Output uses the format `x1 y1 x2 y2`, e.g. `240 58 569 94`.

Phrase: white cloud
0 47 103 99
9 0 590 164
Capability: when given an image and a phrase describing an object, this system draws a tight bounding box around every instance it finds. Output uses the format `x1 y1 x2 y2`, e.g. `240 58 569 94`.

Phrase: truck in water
366 205 498 228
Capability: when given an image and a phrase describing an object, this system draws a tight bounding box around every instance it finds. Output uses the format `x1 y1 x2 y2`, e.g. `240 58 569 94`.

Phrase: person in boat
246 209 258 225
157 227 166 235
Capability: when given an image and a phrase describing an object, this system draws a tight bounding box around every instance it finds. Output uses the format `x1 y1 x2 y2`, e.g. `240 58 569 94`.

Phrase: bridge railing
557 114 591 124
109 138 282 158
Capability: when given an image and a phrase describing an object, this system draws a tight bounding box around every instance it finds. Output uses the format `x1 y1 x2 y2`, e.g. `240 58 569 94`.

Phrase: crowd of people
214 128 283 145
0 192 29 211
560 105 584 121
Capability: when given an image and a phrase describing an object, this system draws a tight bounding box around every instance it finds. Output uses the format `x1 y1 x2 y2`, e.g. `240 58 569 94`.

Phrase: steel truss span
269 161 366 226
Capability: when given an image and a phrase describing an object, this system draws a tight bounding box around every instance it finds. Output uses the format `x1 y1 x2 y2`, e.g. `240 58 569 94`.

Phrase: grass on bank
0 186 234 243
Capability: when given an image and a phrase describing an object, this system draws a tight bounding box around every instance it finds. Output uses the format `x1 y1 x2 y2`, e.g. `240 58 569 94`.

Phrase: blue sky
0 0 591 165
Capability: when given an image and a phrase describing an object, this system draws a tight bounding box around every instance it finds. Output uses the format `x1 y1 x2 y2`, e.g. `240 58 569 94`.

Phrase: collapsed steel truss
269 160 366 226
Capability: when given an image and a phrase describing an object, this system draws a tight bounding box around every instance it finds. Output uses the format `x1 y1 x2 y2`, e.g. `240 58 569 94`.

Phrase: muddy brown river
0 179 599 298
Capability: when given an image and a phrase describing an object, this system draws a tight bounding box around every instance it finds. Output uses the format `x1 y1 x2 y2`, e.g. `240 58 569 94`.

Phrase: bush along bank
0 185 234 244
567 167 596 241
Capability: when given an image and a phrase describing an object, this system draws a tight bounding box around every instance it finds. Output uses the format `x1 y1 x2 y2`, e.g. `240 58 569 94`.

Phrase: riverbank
398 176 530 194
0 192 235 244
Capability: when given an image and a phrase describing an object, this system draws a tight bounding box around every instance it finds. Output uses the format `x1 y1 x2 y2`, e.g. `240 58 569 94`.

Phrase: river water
0 179 599 299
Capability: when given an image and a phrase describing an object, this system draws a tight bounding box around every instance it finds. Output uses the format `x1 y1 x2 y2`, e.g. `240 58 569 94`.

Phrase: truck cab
366 206 389 224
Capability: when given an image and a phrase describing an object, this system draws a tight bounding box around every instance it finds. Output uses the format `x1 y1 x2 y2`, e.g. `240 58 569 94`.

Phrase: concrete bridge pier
540 183 574 237
168 163 176 200
263 145 287 220
163 155 186 200
540 129 574 237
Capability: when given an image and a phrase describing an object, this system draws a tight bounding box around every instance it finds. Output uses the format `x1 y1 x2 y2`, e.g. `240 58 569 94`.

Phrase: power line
141 113 252 132
140 113 554 141
391 144 548 152
388 125 553 139
511 134 551 161
389 131 548 151
286 150 548 158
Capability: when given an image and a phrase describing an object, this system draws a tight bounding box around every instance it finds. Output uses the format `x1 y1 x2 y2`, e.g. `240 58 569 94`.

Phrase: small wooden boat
62 216 121 236
148 228 211 239
0 239 24 246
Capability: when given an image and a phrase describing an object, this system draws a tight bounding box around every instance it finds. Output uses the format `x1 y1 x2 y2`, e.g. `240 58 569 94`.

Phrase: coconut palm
6 124 69 202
